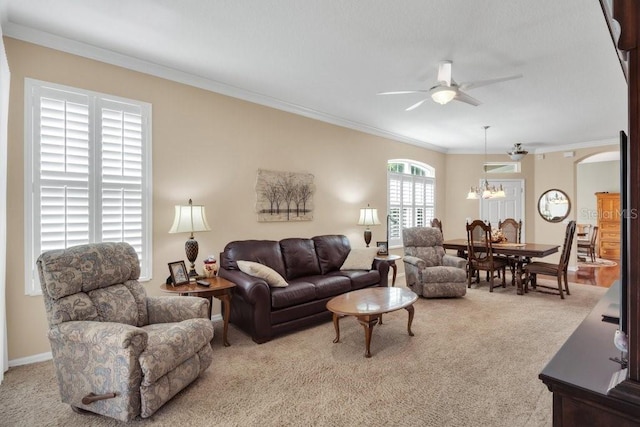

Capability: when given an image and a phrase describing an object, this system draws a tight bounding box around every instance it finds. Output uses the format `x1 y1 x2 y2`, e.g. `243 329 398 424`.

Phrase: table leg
332 313 340 343
405 305 415 336
390 261 397 286
217 292 232 347
357 315 379 358
516 262 524 295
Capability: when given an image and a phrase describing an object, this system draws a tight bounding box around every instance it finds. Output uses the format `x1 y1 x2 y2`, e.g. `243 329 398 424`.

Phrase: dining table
442 238 560 295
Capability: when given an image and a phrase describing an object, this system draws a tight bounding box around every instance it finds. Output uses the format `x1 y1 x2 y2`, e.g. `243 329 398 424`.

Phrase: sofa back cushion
220 240 287 278
36 242 147 327
312 235 350 274
280 238 321 280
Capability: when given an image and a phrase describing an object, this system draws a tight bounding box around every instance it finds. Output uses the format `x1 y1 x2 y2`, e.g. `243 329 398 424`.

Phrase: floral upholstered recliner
36 242 214 421
402 226 467 298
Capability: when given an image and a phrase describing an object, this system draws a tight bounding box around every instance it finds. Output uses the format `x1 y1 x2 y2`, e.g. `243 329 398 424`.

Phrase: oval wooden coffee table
326 287 418 358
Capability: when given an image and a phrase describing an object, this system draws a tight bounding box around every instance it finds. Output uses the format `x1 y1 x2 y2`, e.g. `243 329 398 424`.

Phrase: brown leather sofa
219 234 389 343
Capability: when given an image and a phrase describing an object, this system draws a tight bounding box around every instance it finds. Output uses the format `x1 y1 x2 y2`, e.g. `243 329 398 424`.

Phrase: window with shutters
24 79 152 295
387 160 435 247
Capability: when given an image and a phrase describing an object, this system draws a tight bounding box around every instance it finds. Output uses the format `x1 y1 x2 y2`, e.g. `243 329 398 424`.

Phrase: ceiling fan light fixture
507 143 528 160
430 86 457 105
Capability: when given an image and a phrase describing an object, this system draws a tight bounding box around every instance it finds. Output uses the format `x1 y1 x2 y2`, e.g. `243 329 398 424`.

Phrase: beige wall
533 147 619 265
4 37 446 360
4 36 620 362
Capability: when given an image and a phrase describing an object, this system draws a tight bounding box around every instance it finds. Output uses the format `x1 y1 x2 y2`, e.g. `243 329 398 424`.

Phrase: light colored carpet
0 280 606 427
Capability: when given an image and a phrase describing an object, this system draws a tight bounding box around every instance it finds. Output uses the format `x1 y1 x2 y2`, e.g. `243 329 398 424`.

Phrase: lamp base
185 238 199 277
364 229 372 247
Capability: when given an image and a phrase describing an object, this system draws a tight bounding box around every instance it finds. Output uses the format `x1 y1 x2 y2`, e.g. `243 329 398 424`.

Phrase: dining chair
524 220 577 299
497 218 523 284
430 218 443 238
498 218 522 243
577 225 598 262
466 220 508 291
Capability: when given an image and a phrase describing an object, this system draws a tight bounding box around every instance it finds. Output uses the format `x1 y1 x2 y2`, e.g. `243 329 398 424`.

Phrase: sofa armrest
218 268 271 305
147 296 209 323
443 254 467 269
372 259 390 287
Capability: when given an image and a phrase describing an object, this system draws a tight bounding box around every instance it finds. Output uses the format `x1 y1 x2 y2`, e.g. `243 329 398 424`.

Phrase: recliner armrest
403 255 427 270
147 296 210 323
443 254 467 269
49 320 148 350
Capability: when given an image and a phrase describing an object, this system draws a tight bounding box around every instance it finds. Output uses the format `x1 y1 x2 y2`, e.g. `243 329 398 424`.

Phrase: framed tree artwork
255 169 315 222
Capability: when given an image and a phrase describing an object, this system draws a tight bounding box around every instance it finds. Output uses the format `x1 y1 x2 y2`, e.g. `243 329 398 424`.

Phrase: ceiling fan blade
437 60 452 85
458 74 523 91
377 90 429 95
453 91 482 106
405 98 430 111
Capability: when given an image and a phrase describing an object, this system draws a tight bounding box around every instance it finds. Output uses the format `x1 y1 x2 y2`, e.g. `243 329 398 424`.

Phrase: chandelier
466 126 506 200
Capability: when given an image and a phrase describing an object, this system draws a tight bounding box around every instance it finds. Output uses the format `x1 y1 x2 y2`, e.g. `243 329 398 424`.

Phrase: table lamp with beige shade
357 204 380 247
169 199 211 278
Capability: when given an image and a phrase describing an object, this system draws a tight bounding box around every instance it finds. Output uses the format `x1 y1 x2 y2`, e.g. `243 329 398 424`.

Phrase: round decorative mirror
538 189 571 223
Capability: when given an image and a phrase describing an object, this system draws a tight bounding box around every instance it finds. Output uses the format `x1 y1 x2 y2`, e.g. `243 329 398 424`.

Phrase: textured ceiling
0 0 628 153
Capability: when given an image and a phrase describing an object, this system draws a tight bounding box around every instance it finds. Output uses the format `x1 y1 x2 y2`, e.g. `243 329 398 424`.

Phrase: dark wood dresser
539 282 640 426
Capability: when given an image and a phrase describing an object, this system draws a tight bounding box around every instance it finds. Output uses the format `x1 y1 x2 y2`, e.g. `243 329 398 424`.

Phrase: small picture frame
376 241 388 256
168 261 189 286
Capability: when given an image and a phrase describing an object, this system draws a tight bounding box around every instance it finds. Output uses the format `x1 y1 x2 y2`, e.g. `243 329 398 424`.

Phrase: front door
479 179 525 241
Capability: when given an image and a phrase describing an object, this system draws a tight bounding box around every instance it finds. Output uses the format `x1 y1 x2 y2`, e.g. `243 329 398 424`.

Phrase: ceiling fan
378 60 522 110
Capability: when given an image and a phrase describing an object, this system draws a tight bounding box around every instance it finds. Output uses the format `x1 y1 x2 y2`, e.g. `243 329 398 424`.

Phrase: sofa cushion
302 275 351 299
312 235 350 274
280 238 322 280
220 240 287 278
237 261 288 287
341 247 378 270
335 270 381 290
271 281 317 309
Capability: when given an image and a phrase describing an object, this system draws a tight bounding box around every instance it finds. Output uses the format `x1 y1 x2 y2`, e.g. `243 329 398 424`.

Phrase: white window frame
387 159 435 247
24 79 153 295
484 162 521 174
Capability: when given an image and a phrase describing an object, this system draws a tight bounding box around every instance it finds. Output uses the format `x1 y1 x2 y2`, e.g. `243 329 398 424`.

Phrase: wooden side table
374 254 402 286
160 276 236 347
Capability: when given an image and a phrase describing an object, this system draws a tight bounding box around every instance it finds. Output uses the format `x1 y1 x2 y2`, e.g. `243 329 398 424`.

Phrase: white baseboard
9 351 52 367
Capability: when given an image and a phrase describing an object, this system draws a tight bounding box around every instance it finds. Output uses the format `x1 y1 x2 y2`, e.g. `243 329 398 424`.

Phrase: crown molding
533 137 618 154
447 137 619 155
2 22 447 153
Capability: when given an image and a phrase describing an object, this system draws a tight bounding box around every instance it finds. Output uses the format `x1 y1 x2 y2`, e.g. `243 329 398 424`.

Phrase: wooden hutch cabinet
596 192 621 260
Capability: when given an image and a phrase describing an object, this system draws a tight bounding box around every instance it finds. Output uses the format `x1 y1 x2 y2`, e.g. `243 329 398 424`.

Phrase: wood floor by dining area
567 264 620 288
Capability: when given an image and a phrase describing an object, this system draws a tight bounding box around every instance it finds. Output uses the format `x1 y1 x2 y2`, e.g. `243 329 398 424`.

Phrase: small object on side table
203 255 218 277
160 276 236 347
374 254 402 286
196 279 211 287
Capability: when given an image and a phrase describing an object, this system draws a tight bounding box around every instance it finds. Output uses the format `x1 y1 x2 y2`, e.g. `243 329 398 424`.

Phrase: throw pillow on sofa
237 260 289 287
340 247 378 270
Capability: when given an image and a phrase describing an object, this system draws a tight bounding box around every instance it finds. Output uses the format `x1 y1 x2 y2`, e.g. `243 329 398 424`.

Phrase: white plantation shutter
99 103 145 255
387 161 435 247
25 80 152 294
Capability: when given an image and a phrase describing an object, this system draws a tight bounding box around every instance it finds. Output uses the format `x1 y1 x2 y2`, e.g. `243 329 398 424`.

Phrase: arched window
387 160 435 247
